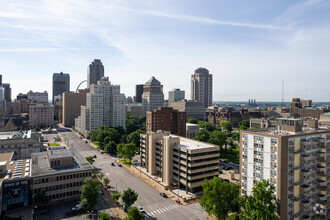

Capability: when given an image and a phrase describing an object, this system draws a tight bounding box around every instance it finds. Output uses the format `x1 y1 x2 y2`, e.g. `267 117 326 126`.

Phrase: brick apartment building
146 107 186 137
290 98 330 119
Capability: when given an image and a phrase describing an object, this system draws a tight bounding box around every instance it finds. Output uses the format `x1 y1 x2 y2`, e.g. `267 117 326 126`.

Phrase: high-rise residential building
29 104 55 129
146 107 186 137
135 84 144 103
52 72 70 104
171 99 205 120
142 77 164 113
2 83 11 103
75 77 125 136
140 131 220 193
191 67 213 108
62 90 88 127
168 89 185 107
240 118 330 219
87 59 104 88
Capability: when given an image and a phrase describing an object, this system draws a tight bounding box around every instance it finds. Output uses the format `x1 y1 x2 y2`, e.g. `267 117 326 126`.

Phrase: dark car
93 155 97 158
117 164 122 167
160 193 168 198
85 140 88 143
111 162 115 166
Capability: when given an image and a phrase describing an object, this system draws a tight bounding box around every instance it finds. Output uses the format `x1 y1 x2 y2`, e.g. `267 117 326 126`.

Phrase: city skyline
1 0 330 101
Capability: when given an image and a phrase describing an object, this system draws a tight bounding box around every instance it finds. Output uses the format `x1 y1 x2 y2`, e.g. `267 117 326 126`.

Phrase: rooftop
167 135 217 150
0 152 30 183
245 127 330 137
0 130 32 140
47 147 73 159
145 76 161 85
31 148 93 177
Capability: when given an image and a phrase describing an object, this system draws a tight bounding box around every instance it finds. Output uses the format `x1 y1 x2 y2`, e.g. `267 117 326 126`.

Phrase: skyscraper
191 67 213 108
142 76 164 113
87 59 104 88
2 83 11 103
168 88 185 107
135 84 144 103
75 77 125 136
52 72 70 104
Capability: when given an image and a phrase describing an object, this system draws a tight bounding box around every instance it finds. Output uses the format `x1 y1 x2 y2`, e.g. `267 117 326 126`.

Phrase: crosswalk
147 204 180 217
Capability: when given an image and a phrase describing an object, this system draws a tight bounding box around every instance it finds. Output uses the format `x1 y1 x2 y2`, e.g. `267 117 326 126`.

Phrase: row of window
34 181 83 193
34 172 91 184
253 165 263 172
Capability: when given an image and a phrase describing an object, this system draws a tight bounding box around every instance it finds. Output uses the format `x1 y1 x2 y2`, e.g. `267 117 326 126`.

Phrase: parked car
117 164 122 167
160 193 168 198
85 140 88 143
72 204 82 211
93 155 97 158
111 162 115 166
107 185 111 189
138 206 145 213
101 151 104 154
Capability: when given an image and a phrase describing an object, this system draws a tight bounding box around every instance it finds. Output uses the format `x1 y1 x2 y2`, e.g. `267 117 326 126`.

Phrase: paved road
58 128 207 220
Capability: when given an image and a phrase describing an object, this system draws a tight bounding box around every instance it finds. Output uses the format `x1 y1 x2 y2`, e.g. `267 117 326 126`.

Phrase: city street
58 128 208 220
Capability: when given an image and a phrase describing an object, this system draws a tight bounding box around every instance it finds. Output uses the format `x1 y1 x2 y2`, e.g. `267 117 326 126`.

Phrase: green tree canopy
103 177 110 186
198 121 217 132
117 143 139 161
125 207 145 220
97 172 105 180
126 129 144 148
239 120 250 128
122 188 138 210
80 178 100 210
195 130 211 142
187 117 198 124
220 121 233 132
240 179 277 220
104 141 117 155
112 192 121 200
85 156 94 165
98 211 111 220
209 130 227 148
200 177 240 220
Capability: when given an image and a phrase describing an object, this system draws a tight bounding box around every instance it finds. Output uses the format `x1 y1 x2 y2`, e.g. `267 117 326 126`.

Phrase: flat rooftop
0 130 32 140
0 152 30 183
245 127 330 137
31 148 93 177
167 135 217 150
47 148 73 159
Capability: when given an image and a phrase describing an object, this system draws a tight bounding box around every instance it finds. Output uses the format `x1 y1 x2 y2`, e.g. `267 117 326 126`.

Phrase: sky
0 0 330 102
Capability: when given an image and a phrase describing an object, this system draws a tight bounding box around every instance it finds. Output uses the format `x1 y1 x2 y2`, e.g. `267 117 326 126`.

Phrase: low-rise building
31 147 93 203
140 131 219 193
29 104 54 129
0 130 43 160
186 123 200 139
320 113 330 127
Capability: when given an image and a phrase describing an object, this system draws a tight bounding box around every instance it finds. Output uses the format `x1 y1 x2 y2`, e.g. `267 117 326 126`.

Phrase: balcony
317 165 326 172
317 179 326 187
319 194 326 201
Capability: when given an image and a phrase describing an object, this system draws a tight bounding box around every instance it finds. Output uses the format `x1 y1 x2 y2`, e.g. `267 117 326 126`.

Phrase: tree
220 121 233 132
98 211 111 220
121 188 138 210
198 121 217 132
240 180 277 220
85 156 94 165
33 188 49 205
117 143 139 161
80 178 100 209
209 130 227 148
239 120 250 128
125 207 145 220
104 141 117 155
187 117 198 124
226 136 235 150
97 172 105 180
126 118 139 134
112 192 121 200
103 177 110 186
195 130 210 142
126 129 144 148
200 177 240 220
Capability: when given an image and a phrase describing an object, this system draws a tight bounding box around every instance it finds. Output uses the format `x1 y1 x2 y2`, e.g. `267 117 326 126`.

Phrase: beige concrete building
140 131 219 193
240 118 330 219
29 104 54 129
125 103 143 117
320 113 330 127
186 123 200 139
171 99 205 120
142 77 164 113
0 130 43 160
62 90 88 127
31 147 93 203
191 67 213 108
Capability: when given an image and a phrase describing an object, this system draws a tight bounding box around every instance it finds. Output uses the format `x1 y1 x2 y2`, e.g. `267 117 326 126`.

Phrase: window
271 154 277 160
271 170 277 175
271 138 277 144
271 146 277 152
243 134 248 139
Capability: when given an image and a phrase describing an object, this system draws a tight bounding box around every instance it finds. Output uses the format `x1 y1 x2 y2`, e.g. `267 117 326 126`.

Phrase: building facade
240 118 330 219
146 107 186 137
125 103 143 117
168 89 185 107
87 59 104 88
2 83 11 103
290 98 330 119
135 84 144 103
62 90 88 127
190 68 212 108
140 131 219 193
27 91 48 103
142 77 164 113
29 104 54 129
186 123 200 139
52 72 70 104
171 99 205 120
75 77 125 136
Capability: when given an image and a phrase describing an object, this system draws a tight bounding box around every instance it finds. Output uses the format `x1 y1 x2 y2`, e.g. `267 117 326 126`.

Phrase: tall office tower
52 72 70 104
87 59 104 88
0 86 6 130
75 77 125 136
240 118 330 219
0 74 2 85
2 83 11 103
142 76 164 113
191 67 213 108
135 84 144 103
146 107 186 137
62 89 88 127
168 89 185 107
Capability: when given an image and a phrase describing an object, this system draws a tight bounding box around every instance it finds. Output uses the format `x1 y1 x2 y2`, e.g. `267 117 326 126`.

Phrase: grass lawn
48 143 60 147
93 141 100 148
120 159 131 167
220 145 240 164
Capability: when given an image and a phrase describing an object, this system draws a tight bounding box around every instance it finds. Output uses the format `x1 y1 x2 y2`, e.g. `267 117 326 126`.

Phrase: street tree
117 143 139 161
98 211 111 220
103 177 110 186
112 192 121 200
195 130 210 142
200 177 240 220
125 207 145 220
80 178 100 209
97 172 105 180
240 179 277 220
104 141 117 155
121 188 138 210
220 121 233 132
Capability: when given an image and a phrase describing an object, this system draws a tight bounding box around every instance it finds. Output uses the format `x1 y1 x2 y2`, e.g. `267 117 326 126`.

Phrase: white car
72 204 82 211
138 206 144 212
